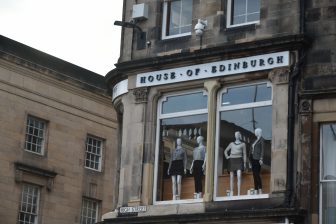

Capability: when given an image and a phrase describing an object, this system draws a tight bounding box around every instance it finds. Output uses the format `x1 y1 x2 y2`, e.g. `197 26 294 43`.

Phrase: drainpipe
285 0 305 207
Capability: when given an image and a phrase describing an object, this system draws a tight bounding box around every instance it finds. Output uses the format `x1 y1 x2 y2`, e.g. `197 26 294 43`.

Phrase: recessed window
215 82 272 200
85 136 103 171
154 90 208 203
18 184 40 224
162 0 193 39
81 198 99 224
25 116 47 155
227 0 260 27
320 123 336 224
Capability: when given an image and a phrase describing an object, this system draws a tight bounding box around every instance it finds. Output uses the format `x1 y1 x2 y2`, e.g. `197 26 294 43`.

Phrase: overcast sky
0 0 123 76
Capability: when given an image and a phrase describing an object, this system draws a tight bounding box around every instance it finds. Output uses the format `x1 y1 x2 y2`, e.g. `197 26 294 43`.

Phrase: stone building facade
103 0 335 223
0 35 119 224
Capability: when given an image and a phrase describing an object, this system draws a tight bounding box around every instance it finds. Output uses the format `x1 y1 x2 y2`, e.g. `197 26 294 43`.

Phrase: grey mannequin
250 128 264 194
167 138 187 200
190 136 206 199
224 131 246 196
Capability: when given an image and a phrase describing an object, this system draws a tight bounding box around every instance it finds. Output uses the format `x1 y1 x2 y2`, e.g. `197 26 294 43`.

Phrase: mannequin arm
190 160 194 174
224 143 231 159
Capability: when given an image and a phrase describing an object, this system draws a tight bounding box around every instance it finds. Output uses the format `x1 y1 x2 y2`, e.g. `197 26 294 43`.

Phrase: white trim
214 81 273 201
319 124 323 224
161 0 193 40
226 0 260 28
153 89 208 204
216 194 269 201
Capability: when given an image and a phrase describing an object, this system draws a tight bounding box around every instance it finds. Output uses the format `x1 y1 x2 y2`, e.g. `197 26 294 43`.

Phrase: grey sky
0 0 123 76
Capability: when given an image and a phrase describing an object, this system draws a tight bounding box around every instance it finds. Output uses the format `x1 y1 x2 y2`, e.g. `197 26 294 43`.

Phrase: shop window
80 198 99 224
320 123 336 224
227 0 260 28
25 115 47 155
85 136 104 172
154 90 208 203
18 184 40 224
215 82 272 200
162 0 193 39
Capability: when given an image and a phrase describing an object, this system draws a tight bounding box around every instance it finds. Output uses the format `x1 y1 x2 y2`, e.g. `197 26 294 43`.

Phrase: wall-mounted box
132 3 148 20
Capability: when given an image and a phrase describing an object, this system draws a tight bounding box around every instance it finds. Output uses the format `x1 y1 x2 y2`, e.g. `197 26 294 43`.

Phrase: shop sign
136 51 289 87
112 79 128 101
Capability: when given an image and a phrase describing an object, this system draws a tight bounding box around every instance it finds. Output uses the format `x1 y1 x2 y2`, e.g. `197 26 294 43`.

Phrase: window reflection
157 114 208 201
217 83 272 198
162 91 207 114
320 123 336 224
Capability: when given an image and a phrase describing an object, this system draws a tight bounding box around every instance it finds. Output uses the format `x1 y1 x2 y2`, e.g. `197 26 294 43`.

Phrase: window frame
214 81 272 201
18 184 40 224
162 0 193 40
24 115 47 156
319 123 336 224
84 135 104 172
226 0 260 28
153 89 208 205
80 198 99 224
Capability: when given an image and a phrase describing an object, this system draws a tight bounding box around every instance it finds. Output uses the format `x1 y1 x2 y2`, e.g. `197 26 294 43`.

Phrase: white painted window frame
153 89 208 205
81 198 99 224
226 0 260 28
18 184 40 224
214 81 272 201
85 135 103 172
24 115 47 156
319 123 336 224
162 0 192 40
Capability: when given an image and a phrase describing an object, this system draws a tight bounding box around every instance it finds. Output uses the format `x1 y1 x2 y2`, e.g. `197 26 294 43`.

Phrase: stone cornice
106 34 310 85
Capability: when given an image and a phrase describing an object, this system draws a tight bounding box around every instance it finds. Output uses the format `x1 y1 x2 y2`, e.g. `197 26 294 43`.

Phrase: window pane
162 92 207 114
217 105 272 197
247 0 260 14
321 124 336 180
167 0 192 36
157 114 208 201
321 182 336 224
233 0 246 16
247 13 260 23
85 137 103 171
222 83 271 106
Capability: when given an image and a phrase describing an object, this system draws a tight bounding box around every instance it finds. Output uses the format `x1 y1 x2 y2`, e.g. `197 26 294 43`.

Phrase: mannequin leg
237 170 242 196
230 171 234 196
177 175 182 200
171 175 177 200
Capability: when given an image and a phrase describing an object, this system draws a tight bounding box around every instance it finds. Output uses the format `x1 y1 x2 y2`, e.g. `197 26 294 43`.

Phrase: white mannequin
190 136 206 199
167 138 187 200
224 131 246 196
250 128 264 194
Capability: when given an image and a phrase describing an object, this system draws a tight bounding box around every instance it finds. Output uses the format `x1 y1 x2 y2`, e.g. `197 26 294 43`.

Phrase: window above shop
162 0 193 39
227 0 260 28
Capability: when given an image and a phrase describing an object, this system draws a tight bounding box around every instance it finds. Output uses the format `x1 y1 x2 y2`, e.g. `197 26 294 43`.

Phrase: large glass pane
222 83 271 106
162 92 207 114
321 124 336 180
217 106 272 197
321 182 336 224
156 114 208 201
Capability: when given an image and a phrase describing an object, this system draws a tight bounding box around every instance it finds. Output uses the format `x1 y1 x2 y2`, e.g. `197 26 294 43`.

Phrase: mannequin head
254 128 262 138
234 131 242 140
176 138 182 146
197 136 204 145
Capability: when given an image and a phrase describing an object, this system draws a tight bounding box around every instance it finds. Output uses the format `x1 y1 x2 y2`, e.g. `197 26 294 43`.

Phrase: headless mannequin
250 128 264 194
224 131 246 196
190 136 206 199
168 138 187 200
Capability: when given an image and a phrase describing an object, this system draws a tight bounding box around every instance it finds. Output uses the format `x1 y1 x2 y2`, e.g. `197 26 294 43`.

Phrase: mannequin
190 136 206 199
224 131 246 196
167 138 187 200
250 128 264 194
